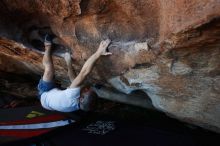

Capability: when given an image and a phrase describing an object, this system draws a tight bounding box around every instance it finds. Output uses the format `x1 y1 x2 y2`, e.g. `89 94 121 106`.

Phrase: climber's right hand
96 39 112 56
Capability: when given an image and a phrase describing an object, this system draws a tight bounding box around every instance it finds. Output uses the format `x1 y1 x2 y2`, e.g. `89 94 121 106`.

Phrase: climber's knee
42 68 54 82
43 60 53 68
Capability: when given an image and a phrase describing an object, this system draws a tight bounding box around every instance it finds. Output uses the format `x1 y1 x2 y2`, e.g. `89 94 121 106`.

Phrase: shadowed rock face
0 0 220 133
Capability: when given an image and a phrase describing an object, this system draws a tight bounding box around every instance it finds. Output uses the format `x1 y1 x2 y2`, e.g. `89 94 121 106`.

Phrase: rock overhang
0 0 220 133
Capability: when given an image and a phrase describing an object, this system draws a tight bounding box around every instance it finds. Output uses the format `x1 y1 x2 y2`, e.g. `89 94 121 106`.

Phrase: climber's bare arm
69 39 112 88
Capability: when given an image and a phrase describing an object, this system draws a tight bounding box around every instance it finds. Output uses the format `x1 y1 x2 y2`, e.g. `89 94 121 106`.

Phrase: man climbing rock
37 36 112 112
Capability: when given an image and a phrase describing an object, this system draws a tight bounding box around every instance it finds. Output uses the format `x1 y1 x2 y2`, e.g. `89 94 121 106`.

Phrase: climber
37 35 112 112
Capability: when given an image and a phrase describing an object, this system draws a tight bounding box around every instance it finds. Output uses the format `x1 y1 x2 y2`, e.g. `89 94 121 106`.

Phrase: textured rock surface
0 0 220 132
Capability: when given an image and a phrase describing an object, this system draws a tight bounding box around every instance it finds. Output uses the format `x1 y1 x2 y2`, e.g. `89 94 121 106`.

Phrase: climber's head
79 87 97 112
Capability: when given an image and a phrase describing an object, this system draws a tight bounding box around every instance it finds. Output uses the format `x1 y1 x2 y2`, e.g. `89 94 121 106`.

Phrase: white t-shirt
40 87 80 112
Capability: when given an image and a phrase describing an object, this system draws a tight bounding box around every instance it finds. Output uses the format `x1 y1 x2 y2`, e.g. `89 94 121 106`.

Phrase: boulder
0 0 220 132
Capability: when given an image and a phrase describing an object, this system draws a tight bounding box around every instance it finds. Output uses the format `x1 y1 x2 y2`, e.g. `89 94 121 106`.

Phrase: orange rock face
0 0 220 132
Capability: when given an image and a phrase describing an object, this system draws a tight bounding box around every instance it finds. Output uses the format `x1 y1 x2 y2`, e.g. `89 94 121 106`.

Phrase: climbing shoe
44 34 53 45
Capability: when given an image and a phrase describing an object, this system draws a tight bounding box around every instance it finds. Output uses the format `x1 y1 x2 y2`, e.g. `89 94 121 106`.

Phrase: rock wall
0 0 220 133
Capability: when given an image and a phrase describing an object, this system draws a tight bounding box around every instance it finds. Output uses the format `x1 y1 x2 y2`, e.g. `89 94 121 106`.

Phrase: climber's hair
79 86 97 111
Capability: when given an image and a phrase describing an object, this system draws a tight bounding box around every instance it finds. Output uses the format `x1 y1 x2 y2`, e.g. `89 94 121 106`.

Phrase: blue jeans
37 79 56 99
